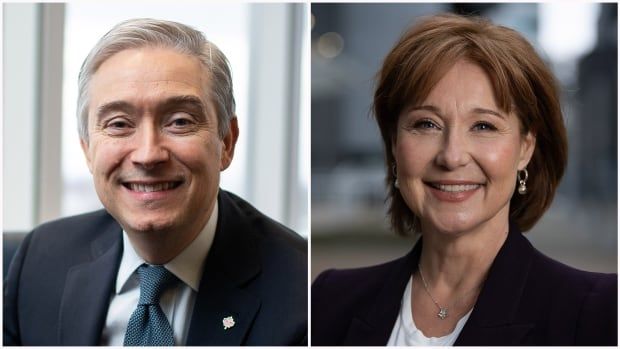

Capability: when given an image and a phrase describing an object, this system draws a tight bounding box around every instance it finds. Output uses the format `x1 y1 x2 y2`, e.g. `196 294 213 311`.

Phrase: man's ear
518 131 536 170
80 138 94 174
220 116 239 171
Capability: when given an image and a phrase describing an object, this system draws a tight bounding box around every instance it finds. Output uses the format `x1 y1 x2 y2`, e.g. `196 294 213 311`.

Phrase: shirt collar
115 200 218 294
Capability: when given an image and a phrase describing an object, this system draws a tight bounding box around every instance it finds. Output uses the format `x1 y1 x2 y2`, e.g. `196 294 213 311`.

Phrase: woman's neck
418 216 509 298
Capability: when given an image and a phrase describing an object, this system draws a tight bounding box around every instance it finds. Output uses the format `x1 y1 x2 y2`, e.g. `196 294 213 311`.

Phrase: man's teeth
433 184 480 192
129 182 176 192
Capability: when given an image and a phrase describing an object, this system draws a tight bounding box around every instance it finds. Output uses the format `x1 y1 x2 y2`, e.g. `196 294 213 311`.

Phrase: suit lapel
343 238 421 345
455 223 535 345
58 217 122 345
186 191 261 345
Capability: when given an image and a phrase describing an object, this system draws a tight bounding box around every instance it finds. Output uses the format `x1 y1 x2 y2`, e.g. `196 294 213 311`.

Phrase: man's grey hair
77 18 236 141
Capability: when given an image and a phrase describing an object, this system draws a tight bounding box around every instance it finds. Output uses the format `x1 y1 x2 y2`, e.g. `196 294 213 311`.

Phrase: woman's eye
472 122 497 131
413 120 440 130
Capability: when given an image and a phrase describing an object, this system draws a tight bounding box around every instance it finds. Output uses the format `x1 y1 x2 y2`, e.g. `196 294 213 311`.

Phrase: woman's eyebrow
472 107 506 119
409 105 444 117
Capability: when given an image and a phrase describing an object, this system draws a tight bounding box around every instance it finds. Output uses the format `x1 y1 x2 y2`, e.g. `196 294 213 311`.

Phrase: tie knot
137 265 177 305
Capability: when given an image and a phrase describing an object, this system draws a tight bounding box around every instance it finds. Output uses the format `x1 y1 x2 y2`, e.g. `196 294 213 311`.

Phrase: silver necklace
417 263 449 320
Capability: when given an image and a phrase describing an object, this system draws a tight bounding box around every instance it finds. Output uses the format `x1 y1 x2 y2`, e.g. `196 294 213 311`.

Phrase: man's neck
125 203 216 265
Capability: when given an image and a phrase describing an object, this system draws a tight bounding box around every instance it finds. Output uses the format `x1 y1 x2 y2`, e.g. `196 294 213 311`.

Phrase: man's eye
166 112 198 133
102 118 133 136
105 118 131 129
171 118 192 127
108 121 129 128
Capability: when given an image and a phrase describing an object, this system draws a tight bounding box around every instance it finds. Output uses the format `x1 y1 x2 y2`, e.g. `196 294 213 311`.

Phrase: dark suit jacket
4 190 307 346
312 224 617 346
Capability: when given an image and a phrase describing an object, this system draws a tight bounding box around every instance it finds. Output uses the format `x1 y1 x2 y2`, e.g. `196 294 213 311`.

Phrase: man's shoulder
219 190 306 255
214 190 307 345
36 209 113 229
19 209 120 264
31 209 117 241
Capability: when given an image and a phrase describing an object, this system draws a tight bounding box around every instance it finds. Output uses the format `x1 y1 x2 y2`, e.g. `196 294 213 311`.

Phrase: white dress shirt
100 202 218 346
387 276 472 346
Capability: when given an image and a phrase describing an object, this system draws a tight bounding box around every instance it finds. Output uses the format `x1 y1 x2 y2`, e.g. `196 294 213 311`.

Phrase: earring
517 168 528 195
392 164 399 189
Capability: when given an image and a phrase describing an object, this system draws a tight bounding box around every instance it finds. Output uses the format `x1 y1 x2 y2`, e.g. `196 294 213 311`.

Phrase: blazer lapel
186 191 261 345
455 223 535 345
343 238 421 346
58 218 122 345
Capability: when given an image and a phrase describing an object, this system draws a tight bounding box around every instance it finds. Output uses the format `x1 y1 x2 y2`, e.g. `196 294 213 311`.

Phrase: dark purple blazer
311 224 617 346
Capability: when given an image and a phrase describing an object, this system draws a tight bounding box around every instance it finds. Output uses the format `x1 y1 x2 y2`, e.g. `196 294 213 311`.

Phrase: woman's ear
518 131 536 169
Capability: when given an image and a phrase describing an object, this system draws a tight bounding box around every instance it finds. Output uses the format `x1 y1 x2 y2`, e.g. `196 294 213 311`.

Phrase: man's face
81 47 237 238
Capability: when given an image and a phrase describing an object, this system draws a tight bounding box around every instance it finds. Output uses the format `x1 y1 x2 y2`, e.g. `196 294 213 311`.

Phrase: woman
311 14 617 346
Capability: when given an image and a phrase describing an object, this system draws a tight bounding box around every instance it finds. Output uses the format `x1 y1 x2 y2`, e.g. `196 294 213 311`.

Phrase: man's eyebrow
96 101 136 120
95 96 207 120
158 95 206 110
156 95 208 120
472 107 506 119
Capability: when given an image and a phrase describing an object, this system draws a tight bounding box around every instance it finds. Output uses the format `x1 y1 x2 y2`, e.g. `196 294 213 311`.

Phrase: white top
100 201 218 346
387 276 472 346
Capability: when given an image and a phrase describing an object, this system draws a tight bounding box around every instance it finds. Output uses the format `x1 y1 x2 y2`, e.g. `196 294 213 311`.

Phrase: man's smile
122 181 184 192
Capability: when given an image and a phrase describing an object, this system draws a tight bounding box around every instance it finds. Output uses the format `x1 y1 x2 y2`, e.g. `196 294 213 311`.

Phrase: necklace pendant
437 308 448 320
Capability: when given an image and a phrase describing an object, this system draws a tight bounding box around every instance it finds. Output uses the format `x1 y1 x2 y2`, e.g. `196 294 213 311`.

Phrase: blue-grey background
311 3 617 280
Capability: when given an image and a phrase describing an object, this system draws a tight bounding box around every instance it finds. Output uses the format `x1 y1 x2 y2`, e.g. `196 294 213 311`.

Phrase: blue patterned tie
123 265 177 346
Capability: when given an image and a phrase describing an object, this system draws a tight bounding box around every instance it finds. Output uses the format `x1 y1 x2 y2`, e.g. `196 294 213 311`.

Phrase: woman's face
393 60 535 235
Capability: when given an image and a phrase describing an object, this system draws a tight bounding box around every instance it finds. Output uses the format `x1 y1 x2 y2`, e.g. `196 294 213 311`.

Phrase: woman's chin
421 215 478 236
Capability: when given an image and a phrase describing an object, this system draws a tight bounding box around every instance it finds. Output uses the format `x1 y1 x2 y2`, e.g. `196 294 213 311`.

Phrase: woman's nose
434 128 470 170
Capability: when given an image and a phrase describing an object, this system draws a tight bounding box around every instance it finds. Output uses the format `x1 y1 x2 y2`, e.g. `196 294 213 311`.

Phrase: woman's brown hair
373 13 568 234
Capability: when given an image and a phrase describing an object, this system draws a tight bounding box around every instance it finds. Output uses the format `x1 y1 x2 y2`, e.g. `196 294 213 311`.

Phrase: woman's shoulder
312 254 410 298
526 245 617 344
311 253 414 345
529 245 616 291
506 229 615 293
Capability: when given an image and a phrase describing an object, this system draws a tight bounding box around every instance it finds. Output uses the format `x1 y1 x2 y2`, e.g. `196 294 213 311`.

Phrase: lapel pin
222 316 235 330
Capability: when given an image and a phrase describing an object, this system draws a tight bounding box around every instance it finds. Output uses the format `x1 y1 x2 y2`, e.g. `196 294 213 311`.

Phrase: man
4 18 307 346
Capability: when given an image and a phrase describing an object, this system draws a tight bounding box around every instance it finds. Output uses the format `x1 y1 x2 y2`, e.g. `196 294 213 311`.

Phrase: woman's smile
425 181 484 203
426 183 482 203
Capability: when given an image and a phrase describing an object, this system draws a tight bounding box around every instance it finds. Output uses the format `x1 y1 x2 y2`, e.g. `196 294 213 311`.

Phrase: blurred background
311 3 617 280
3 3 309 272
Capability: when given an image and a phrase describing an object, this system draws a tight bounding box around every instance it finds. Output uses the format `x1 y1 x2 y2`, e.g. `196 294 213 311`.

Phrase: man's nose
130 125 170 169
434 128 471 170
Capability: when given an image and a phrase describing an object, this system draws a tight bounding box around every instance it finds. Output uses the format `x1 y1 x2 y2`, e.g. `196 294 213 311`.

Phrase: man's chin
119 216 178 235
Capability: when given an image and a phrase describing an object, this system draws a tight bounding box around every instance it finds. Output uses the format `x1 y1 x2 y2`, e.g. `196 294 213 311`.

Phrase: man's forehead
91 47 209 90
88 47 212 104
